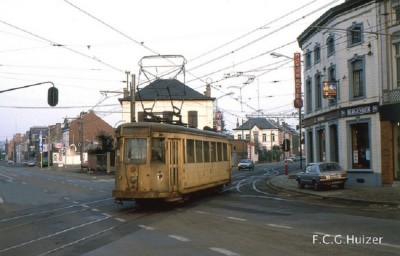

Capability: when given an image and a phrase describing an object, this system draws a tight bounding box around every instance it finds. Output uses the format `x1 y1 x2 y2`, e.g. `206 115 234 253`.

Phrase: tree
96 131 114 150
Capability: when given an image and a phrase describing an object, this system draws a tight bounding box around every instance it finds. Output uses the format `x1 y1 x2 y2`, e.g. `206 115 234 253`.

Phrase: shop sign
340 103 379 117
293 52 302 108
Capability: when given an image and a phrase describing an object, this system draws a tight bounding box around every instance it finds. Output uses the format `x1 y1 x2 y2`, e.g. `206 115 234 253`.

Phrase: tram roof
117 122 230 139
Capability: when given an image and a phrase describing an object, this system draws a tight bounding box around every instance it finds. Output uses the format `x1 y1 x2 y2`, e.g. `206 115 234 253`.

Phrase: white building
298 0 400 187
120 79 215 130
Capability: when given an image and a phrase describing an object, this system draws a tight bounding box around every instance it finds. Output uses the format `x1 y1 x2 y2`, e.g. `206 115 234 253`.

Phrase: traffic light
48 86 58 106
283 139 290 152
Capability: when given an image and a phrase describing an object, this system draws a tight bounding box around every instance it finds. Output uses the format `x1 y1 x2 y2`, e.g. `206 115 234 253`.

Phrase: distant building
232 118 297 163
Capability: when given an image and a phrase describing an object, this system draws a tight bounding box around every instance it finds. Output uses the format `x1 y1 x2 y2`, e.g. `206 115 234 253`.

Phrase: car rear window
319 163 342 172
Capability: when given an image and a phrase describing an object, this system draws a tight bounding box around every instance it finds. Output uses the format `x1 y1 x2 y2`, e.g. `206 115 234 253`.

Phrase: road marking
0 197 4 203
138 225 155 230
0 173 13 180
209 247 239 256
227 217 247 221
267 224 292 229
168 235 190 242
91 208 99 212
114 218 126 222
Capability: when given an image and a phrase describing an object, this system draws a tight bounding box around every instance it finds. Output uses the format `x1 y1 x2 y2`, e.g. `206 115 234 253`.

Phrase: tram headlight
130 176 138 183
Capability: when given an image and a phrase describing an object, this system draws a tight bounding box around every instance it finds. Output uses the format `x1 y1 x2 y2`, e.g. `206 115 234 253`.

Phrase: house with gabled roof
119 79 215 129
233 117 297 162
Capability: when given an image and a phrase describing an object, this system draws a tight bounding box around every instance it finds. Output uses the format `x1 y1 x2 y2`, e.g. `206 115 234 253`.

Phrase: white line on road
0 196 4 203
227 217 247 221
168 235 190 242
267 224 292 229
0 173 13 180
138 225 155 230
209 247 239 256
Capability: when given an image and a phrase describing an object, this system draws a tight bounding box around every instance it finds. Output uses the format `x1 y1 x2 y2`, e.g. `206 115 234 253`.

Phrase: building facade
119 79 215 130
298 0 400 187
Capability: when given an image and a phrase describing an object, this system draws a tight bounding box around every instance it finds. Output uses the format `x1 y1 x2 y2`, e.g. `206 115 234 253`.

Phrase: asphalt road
0 162 399 256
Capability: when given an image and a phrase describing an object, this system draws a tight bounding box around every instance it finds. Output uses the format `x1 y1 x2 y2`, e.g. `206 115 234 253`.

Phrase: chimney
204 84 211 97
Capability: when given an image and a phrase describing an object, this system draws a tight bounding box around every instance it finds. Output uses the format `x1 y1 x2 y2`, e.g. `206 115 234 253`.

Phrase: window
245 134 250 140
217 142 222 161
326 35 335 56
393 32 400 88
223 143 228 161
186 139 195 163
188 111 198 128
350 122 370 169
262 133 267 142
204 141 210 162
306 78 312 113
125 138 147 164
305 50 312 69
151 138 165 163
348 22 363 47
211 142 216 162
238 134 242 140
315 73 322 109
349 57 365 99
271 133 275 142
314 44 321 63
196 140 203 162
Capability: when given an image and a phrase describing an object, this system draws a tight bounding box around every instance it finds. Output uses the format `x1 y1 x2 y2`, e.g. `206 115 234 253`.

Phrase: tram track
0 197 143 256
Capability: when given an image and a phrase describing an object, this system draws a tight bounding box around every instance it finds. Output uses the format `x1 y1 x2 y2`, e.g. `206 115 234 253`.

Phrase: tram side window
151 138 165 163
217 142 222 161
204 141 210 162
196 140 203 163
211 142 216 162
125 138 147 164
223 143 228 161
187 139 195 163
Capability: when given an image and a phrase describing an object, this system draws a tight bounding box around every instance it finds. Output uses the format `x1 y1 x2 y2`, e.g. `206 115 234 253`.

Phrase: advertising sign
294 52 303 108
323 81 337 99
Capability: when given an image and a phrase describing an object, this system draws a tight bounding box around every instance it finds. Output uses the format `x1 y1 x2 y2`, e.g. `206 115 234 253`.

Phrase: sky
0 0 345 140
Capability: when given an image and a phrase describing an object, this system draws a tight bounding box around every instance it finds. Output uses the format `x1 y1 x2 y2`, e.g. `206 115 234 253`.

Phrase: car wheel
338 183 345 189
297 180 305 189
313 181 320 191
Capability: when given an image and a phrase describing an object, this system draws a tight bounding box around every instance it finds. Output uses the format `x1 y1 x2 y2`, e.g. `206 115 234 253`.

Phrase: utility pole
79 113 84 172
131 74 136 122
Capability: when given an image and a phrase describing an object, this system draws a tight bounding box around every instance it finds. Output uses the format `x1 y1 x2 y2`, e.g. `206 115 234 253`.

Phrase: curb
267 175 400 208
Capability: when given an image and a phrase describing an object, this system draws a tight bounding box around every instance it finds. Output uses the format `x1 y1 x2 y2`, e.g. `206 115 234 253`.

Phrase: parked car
237 159 255 171
27 160 36 167
296 162 347 191
284 158 294 164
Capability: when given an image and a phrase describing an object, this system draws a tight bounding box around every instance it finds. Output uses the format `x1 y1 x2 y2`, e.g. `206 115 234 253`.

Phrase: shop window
351 123 370 169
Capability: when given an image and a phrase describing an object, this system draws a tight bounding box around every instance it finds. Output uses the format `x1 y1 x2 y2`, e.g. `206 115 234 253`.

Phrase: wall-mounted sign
293 52 303 108
323 81 337 99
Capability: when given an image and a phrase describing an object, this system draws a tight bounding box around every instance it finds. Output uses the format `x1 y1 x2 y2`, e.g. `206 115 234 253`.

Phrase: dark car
296 162 347 191
237 159 255 171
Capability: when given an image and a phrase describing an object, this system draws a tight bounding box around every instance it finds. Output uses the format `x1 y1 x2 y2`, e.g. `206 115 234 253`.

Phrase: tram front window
125 138 147 164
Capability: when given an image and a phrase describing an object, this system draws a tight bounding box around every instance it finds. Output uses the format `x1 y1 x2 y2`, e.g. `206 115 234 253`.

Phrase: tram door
168 139 180 191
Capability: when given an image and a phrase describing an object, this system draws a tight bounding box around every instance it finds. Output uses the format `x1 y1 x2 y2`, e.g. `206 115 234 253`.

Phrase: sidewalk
268 172 400 208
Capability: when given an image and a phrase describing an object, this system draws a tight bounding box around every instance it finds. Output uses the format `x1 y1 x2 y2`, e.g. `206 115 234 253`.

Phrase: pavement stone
268 172 400 208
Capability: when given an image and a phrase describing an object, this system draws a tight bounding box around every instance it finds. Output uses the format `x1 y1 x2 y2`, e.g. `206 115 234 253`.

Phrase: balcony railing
383 88 400 104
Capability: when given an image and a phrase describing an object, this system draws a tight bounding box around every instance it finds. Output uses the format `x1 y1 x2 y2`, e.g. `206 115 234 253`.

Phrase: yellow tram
112 122 232 203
